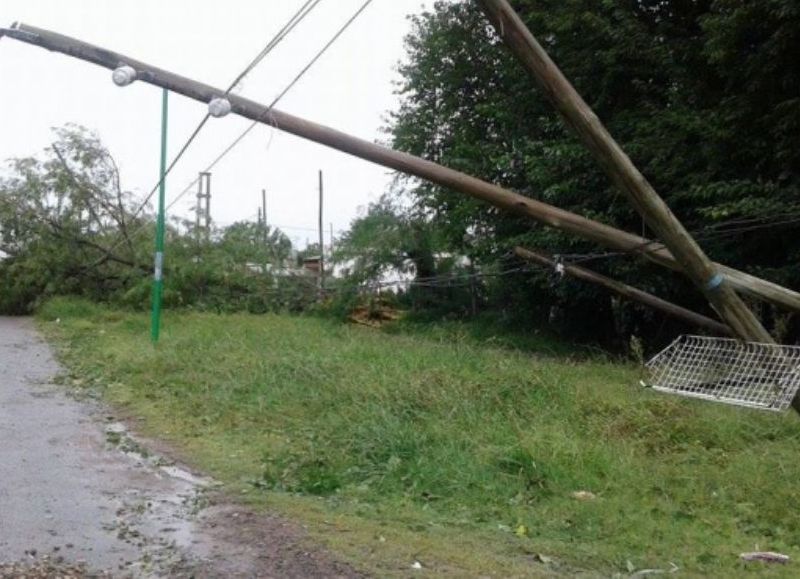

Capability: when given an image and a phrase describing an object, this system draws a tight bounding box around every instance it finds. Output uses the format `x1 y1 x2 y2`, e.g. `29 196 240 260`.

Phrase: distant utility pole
318 170 325 290
196 171 211 243
262 188 268 245
329 222 335 258
258 206 263 238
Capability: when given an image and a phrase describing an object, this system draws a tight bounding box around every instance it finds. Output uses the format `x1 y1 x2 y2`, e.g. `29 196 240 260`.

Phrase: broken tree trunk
3 23 799 316
478 0 771 344
514 247 732 336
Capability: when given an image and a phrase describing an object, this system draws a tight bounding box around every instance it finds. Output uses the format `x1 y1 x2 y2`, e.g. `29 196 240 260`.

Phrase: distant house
302 255 323 275
244 261 313 278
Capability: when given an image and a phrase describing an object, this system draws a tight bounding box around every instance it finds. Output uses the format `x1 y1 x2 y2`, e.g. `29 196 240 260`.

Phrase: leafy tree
333 192 486 317
218 221 292 266
0 125 304 315
334 193 437 284
0 125 151 312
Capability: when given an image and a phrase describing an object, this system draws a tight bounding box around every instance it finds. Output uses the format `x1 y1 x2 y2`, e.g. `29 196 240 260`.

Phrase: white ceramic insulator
208 98 232 118
112 65 137 87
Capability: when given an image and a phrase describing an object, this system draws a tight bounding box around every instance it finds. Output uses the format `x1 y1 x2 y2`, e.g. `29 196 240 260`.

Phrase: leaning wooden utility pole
514 247 732 336
478 0 771 344
3 24 799 315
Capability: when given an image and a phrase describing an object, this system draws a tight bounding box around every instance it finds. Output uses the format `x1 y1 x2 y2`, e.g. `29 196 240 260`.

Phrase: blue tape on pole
705 273 724 291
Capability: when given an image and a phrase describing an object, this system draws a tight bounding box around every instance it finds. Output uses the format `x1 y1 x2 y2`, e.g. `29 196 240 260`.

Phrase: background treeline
339 0 799 346
2 0 798 348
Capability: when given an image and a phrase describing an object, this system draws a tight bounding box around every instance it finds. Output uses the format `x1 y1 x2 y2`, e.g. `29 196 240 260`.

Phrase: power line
264 222 347 234
211 217 346 236
92 0 375 270
552 209 800 266
161 0 376 216
694 215 800 241
225 0 323 95
240 266 536 296
90 0 333 265
698 206 800 230
228 204 800 268
130 0 324 221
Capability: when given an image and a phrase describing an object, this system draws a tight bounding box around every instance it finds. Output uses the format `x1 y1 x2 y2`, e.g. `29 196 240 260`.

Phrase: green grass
39 297 800 577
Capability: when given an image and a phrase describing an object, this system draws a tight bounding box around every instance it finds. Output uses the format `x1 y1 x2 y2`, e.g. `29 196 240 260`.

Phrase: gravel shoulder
0 316 362 578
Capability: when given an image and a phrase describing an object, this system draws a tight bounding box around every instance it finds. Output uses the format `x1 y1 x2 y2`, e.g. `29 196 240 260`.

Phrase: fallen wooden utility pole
514 247 732 336
2 23 799 316
520 243 800 414
478 0 771 344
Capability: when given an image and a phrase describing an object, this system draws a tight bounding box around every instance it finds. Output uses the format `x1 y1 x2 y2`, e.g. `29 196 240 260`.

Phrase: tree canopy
384 0 799 343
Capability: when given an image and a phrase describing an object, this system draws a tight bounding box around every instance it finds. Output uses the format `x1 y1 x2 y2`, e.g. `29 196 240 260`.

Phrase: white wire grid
645 335 800 412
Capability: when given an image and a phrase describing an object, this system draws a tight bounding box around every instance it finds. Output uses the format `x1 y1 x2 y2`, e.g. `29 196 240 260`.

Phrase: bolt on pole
150 88 169 343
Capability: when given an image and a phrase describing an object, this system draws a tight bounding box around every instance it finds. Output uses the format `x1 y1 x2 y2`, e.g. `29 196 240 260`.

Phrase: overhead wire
549 208 800 266
162 0 376 216
129 0 324 221
89 0 375 272
304 266 535 293
87 0 326 269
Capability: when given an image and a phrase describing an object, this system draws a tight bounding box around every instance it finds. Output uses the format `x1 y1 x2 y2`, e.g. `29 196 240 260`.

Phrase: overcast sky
0 0 432 248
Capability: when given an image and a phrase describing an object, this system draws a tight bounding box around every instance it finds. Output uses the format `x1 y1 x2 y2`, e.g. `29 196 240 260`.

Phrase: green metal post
151 88 169 343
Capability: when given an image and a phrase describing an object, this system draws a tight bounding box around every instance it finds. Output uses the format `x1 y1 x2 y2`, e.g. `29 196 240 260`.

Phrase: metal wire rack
645 335 800 412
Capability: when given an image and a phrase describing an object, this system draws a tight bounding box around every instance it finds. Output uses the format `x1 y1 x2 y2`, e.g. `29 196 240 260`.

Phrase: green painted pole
151 88 169 343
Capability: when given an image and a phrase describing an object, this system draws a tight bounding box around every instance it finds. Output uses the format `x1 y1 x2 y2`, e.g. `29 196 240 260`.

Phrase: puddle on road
100 421 220 576
158 465 211 487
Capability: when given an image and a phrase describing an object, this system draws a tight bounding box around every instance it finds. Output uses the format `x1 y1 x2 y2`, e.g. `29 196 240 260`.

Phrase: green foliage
331 192 489 319
334 192 438 283
389 0 800 343
218 220 292 265
328 192 467 320
43 299 800 576
0 125 313 315
0 125 152 312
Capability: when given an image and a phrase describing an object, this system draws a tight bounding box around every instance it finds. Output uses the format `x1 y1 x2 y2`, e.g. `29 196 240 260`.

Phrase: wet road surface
0 317 360 578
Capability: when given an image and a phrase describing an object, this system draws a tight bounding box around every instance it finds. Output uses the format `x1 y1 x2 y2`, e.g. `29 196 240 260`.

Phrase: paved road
0 317 359 578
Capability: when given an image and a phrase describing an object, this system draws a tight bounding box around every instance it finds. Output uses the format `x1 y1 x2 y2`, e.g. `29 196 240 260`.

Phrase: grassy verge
39 297 800 577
